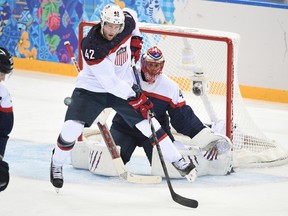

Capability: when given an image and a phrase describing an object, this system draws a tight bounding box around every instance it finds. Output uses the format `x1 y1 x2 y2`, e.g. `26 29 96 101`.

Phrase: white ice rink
1 70 288 216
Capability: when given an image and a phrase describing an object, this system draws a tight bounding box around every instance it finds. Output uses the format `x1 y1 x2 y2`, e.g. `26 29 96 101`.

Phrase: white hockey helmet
141 46 165 84
100 4 125 34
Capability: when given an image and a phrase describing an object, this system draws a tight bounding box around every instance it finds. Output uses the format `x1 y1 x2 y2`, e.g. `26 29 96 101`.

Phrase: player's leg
50 120 84 189
137 118 196 180
139 139 153 165
110 127 137 164
50 89 105 189
113 99 197 182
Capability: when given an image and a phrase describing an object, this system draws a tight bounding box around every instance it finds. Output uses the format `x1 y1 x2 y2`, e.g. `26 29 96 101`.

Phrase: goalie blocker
71 126 233 178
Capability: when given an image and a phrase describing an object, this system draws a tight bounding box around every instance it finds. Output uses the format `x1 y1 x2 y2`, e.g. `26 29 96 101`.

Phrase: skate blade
54 187 60 193
185 169 197 183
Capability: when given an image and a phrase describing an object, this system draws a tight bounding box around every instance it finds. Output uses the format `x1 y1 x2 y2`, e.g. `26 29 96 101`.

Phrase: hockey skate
172 157 197 182
50 149 63 192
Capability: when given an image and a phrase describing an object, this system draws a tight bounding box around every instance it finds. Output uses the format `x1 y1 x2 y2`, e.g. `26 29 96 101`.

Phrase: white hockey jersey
0 82 13 156
0 83 12 111
76 8 141 100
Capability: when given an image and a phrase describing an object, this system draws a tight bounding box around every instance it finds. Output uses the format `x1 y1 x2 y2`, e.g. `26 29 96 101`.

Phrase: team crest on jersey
115 47 128 66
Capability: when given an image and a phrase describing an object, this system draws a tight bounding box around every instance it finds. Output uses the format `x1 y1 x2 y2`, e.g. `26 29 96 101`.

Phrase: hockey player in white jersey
0 47 14 192
109 46 233 175
50 4 196 191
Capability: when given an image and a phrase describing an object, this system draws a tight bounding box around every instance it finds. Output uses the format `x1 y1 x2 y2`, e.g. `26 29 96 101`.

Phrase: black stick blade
172 191 198 208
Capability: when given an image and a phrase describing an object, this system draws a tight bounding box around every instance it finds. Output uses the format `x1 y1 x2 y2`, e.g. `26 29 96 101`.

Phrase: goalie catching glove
0 160 9 192
128 92 153 119
130 36 143 63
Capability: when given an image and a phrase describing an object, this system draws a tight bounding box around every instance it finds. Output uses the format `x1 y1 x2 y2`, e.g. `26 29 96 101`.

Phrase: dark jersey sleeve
81 24 109 64
156 113 175 142
147 97 174 141
168 104 205 139
0 110 14 157
81 12 136 66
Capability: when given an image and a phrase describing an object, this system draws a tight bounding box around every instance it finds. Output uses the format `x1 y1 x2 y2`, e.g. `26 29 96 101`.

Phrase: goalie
110 46 233 177
72 46 233 178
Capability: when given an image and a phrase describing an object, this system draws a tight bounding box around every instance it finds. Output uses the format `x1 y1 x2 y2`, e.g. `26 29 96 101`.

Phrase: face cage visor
142 60 164 84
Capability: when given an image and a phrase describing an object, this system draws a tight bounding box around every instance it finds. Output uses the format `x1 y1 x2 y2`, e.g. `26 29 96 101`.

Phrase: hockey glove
0 160 9 192
131 36 143 63
128 92 153 119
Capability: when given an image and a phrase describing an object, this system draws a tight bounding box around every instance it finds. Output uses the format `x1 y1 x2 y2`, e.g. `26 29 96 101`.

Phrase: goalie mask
0 47 13 74
141 46 165 84
100 4 125 35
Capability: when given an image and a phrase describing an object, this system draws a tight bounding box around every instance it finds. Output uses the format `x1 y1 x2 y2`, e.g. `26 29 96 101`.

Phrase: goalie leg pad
188 151 233 176
190 128 232 154
151 147 233 177
88 143 119 176
70 141 90 169
70 141 119 176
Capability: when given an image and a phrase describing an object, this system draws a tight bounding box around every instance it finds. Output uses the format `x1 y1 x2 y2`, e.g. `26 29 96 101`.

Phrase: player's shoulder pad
0 83 9 98
81 15 136 65
81 23 107 62
122 10 136 35
159 74 180 90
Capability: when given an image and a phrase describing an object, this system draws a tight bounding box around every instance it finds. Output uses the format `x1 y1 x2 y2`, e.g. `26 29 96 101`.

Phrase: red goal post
77 21 288 168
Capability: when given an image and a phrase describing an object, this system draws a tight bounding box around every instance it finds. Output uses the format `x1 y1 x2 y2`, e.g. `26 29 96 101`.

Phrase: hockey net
78 21 288 168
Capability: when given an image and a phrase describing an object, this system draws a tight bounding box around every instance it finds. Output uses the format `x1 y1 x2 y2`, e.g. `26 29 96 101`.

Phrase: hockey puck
64 97 73 106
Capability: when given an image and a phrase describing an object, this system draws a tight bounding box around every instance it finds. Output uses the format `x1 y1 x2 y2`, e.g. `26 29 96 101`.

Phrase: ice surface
1 70 288 216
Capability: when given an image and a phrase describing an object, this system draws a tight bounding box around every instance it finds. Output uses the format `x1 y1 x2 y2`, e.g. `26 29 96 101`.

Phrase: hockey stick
132 60 199 208
96 122 161 183
64 41 162 184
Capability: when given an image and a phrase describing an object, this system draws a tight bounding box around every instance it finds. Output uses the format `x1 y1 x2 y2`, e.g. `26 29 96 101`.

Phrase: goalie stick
97 122 161 183
132 59 199 208
64 41 162 184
